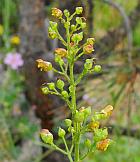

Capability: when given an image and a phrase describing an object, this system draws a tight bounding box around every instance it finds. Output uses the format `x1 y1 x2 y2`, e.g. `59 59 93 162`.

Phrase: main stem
66 17 80 162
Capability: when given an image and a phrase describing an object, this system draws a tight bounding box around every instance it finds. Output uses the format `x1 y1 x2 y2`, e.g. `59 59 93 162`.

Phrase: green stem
53 67 70 82
66 15 80 162
63 137 73 162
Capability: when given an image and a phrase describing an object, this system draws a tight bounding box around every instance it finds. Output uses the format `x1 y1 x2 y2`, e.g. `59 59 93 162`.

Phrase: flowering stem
66 15 80 162
38 7 113 162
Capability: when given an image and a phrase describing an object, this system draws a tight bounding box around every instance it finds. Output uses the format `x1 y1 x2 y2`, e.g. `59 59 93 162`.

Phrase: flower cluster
37 7 113 162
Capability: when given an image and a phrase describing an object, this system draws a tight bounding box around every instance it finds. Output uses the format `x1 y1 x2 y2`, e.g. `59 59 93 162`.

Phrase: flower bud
58 127 66 137
61 91 69 99
64 9 70 17
41 87 49 94
69 85 74 94
56 79 64 90
65 119 72 127
81 22 86 29
74 111 84 123
55 48 67 58
76 7 83 14
68 127 75 133
84 139 91 148
94 128 108 142
40 129 53 144
96 139 111 151
71 25 76 31
49 21 58 31
84 59 93 70
36 59 52 72
71 32 83 43
83 44 94 54
93 113 107 120
52 8 63 19
0 24 4 36
76 17 82 24
55 55 64 65
101 105 113 117
48 83 55 90
88 121 99 131
84 106 91 118
64 22 70 28
80 106 91 119
48 31 58 39
93 65 102 73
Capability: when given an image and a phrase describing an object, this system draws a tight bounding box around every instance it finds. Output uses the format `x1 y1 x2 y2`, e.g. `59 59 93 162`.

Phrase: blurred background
0 0 140 162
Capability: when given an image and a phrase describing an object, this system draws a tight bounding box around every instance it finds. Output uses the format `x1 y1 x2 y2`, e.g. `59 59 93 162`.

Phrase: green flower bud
69 85 74 94
48 31 58 39
65 119 72 127
64 9 70 17
84 139 91 148
84 59 93 70
74 111 84 123
68 127 75 133
40 129 53 144
41 87 49 94
71 25 76 31
48 27 58 39
58 127 66 137
64 21 70 28
48 83 55 90
84 106 91 118
93 113 106 120
49 21 58 31
81 22 86 29
55 55 64 66
76 17 82 24
94 128 108 142
61 91 69 99
56 79 64 90
76 7 83 14
71 32 83 43
94 65 102 73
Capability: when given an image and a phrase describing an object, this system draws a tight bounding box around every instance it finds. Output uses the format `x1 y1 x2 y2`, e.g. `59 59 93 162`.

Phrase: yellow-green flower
10 36 20 45
54 48 67 57
96 139 111 151
101 105 113 117
83 44 94 54
52 8 63 19
0 24 4 36
36 59 52 72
